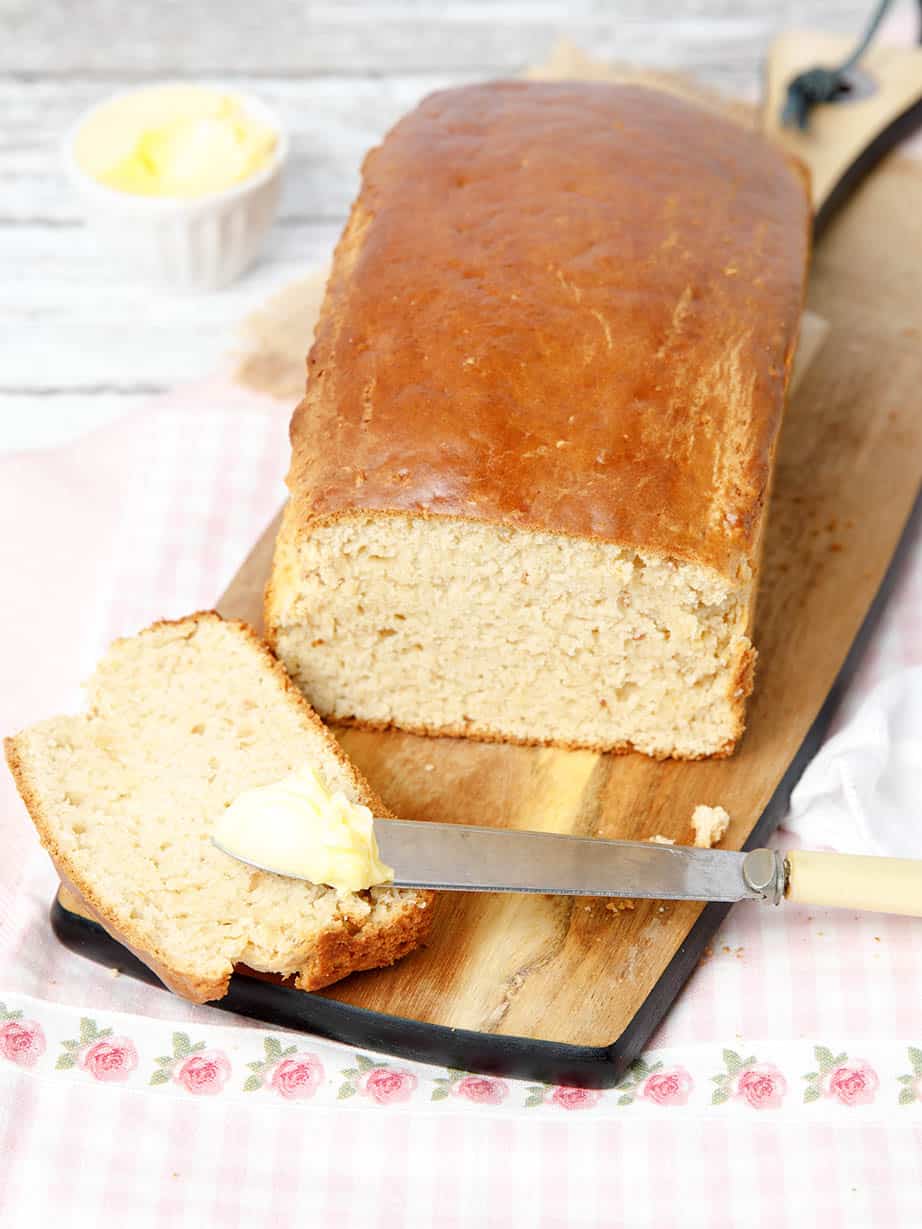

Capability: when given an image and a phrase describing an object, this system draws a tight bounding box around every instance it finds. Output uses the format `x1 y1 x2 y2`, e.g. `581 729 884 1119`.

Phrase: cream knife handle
786 850 922 918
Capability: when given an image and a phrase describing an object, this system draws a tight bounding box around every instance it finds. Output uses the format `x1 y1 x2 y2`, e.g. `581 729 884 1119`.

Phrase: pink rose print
58 1018 136 1081
804 1047 877 1107
452 1075 509 1105
0 1019 46 1069
243 1037 324 1097
359 1065 418 1105
338 1054 416 1102
614 1057 673 1106
734 1064 787 1110
175 1051 232 1096
712 1050 786 1108
547 1085 602 1111
57 1017 121 1075
79 1037 138 1083
823 1061 878 1107
150 1031 231 1093
430 1068 509 1104
524 1081 602 1109
270 1055 325 1101
642 1066 693 1107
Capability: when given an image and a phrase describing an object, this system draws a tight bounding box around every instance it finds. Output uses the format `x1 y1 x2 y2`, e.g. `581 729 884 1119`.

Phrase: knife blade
213 818 786 904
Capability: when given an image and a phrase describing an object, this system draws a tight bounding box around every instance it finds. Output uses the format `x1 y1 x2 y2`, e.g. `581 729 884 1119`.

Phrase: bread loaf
5 613 432 1002
266 82 810 758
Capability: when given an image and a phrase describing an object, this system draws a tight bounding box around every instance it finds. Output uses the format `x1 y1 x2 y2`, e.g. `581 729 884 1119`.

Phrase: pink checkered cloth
1 390 921 1227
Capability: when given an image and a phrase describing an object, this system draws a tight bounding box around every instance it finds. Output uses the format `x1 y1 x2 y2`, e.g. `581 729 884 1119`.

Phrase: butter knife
215 820 922 918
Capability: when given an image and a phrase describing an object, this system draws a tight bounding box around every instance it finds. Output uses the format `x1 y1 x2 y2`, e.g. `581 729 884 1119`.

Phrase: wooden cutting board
54 34 922 1084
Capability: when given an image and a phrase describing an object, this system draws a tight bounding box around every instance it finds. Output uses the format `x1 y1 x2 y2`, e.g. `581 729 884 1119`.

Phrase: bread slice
5 613 432 1003
265 82 810 760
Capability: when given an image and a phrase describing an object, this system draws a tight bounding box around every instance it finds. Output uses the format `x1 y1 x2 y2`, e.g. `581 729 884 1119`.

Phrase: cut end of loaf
5 612 432 1003
267 513 756 759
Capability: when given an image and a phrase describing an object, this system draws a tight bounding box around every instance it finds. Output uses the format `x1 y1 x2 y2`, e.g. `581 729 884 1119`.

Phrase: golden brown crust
324 709 738 762
5 611 434 1004
54 871 431 999
284 81 810 579
293 901 431 992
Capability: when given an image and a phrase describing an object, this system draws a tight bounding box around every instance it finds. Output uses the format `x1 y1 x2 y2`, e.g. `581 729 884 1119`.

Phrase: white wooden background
2 0 872 451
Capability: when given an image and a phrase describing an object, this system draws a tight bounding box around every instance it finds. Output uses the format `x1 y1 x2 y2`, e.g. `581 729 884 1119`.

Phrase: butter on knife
213 763 394 895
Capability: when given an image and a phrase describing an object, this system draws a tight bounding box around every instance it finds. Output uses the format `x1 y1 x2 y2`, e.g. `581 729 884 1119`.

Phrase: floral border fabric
2 996 921 1119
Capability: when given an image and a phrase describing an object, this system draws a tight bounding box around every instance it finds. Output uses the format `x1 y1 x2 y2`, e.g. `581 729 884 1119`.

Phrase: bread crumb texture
691 804 731 848
4 613 431 1003
269 513 754 759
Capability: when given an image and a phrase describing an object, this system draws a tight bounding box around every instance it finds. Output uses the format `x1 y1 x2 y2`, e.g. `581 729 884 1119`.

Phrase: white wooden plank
4 2 867 76
0 223 340 390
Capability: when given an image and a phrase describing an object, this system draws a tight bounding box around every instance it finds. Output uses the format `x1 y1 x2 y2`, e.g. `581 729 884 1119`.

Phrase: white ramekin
64 85 289 292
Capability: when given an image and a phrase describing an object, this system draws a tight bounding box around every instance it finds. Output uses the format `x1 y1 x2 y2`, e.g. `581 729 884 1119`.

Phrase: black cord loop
782 0 922 130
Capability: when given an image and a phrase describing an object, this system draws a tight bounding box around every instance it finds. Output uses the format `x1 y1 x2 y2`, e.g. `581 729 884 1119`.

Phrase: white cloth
787 668 922 857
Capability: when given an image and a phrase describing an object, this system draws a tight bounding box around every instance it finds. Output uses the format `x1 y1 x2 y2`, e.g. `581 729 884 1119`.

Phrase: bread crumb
648 834 674 845
424 763 434 772
606 899 635 913
691 804 730 848
109 967 120 978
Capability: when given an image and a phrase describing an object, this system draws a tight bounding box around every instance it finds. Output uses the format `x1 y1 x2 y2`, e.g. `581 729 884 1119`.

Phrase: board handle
762 29 922 233
786 849 922 917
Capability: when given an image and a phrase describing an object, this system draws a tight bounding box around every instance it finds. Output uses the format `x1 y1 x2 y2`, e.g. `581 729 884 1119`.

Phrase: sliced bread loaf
5 612 432 1003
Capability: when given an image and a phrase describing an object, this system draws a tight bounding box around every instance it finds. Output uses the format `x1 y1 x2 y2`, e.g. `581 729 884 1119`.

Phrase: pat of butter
214 764 394 894
74 85 277 199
